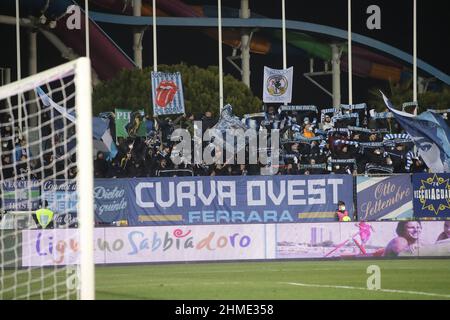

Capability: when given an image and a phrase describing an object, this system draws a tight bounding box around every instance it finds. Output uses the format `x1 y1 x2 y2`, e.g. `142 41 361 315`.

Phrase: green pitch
94 259 450 300
3 259 449 299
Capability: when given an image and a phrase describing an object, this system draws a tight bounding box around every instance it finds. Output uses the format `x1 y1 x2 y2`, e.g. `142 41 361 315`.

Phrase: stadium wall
20 221 450 267
4 173 449 226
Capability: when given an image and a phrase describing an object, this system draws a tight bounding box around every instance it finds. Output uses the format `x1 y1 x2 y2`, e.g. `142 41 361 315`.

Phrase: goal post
74 58 95 301
0 57 95 300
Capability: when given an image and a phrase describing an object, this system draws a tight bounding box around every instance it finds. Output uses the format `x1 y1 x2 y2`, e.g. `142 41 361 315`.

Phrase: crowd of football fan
91 103 438 178
0 110 78 181
3 103 447 181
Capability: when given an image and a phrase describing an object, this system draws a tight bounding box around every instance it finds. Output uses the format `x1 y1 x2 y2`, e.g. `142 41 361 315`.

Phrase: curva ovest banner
128 175 354 225
32 175 354 225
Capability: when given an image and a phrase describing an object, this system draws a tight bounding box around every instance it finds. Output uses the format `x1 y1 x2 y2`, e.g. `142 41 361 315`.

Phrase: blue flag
36 87 76 153
382 92 450 173
36 87 76 123
93 117 118 160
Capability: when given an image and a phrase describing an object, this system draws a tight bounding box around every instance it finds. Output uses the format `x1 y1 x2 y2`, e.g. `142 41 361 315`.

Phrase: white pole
281 0 287 70
240 0 250 88
16 0 22 133
282 0 287 106
76 58 95 300
28 29 39 156
331 44 341 108
15 0 21 80
5 68 11 84
28 30 37 75
133 0 142 69
85 0 89 58
413 0 417 103
218 0 224 111
348 0 353 105
153 0 157 72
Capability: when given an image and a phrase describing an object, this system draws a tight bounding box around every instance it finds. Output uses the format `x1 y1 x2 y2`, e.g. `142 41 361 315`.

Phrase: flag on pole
93 117 118 160
381 92 450 173
36 87 76 123
151 71 185 116
36 87 77 153
115 108 146 139
263 66 293 103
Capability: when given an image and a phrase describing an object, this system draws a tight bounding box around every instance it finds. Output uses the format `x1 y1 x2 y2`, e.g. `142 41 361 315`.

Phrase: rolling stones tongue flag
151 71 185 116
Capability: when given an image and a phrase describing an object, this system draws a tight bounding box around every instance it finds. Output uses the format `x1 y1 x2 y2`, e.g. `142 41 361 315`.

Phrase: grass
3 259 450 299
94 259 450 300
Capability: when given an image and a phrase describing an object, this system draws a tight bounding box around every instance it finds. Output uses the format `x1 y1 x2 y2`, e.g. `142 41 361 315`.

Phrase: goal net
0 58 94 300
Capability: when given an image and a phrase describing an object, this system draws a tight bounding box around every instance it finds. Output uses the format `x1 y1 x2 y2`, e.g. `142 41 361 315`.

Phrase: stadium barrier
1 173 449 227
15 221 450 266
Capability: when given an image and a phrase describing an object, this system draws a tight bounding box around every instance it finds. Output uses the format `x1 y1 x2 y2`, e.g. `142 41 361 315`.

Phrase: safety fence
2 220 448 267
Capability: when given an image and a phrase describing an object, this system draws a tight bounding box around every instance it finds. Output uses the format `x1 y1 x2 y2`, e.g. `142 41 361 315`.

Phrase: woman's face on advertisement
405 222 422 241
445 221 450 236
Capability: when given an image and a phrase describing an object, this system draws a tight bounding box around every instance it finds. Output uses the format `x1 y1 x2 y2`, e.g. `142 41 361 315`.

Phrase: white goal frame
0 58 95 300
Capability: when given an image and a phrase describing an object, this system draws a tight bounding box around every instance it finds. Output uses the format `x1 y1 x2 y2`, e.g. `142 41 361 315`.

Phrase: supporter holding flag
382 92 450 173
93 117 118 161
321 114 334 131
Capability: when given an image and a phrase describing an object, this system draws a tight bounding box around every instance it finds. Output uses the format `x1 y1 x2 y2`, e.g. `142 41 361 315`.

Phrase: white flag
263 66 293 103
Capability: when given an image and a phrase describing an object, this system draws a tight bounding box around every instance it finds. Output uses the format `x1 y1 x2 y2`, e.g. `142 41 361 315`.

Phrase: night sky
1 0 449 108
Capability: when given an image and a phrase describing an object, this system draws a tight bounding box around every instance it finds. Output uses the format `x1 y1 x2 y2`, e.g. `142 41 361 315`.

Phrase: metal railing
156 169 194 177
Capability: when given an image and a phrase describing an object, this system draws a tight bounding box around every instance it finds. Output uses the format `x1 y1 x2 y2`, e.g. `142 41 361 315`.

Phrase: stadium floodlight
0 58 94 300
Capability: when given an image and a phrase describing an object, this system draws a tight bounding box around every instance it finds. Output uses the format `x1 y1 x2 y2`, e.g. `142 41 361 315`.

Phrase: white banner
21 221 450 266
21 225 266 266
263 66 293 103
103 225 266 263
21 228 106 267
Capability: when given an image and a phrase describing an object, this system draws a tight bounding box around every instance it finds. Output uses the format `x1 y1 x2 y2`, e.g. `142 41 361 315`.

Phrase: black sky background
1 0 449 109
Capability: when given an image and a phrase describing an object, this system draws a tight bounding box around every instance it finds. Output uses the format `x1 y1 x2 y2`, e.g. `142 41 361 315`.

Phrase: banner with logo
21 225 266 266
276 221 450 259
114 108 146 139
42 180 129 224
356 175 413 221
127 175 354 226
151 72 185 116
412 173 450 220
21 221 450 266
1 179 41 211
103 225 265 264
263 67 293 103
21 229 106 267
42 180 77 214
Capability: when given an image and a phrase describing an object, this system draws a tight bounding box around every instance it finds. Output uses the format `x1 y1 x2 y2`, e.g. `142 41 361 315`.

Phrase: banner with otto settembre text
357 175 413 221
